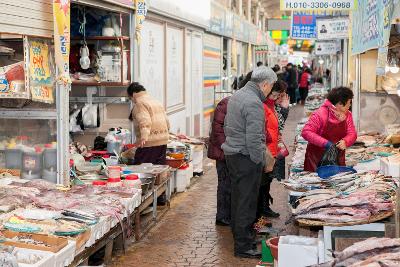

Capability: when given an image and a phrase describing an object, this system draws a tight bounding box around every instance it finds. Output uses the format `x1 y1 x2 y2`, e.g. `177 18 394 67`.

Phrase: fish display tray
297 211 394 227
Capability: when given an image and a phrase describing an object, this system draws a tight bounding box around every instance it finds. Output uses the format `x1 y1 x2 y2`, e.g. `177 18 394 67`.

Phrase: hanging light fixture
318 58 324 65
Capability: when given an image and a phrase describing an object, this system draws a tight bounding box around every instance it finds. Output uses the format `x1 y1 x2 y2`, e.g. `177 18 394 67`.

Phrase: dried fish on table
294 190 394 224
314 238 400 267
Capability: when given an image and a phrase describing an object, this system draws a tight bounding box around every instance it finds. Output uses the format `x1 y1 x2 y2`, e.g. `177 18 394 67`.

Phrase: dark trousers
226 154 263 253
134 145 167 165
257 172 274 218
288 87 297 104
299 87 309 101
271 157 286 181
216 160 231 222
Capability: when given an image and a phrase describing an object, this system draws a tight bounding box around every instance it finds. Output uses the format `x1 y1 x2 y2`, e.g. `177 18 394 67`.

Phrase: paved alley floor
111 105 305 267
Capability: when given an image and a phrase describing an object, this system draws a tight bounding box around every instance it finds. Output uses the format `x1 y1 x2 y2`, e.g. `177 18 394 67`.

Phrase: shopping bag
277 141 289 159
318 144 339 167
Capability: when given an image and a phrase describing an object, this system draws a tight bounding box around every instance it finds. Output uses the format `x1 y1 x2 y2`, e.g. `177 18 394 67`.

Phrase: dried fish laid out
294 190 394 225
356 134 386 147
0 246 18 267
314 238 400 267
285 171 396 196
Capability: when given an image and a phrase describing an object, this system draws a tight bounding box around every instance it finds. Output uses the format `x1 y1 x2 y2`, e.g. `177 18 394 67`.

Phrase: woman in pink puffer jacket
301 87 357 172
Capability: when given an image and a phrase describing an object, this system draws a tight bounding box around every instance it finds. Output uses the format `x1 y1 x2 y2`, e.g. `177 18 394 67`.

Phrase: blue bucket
317 165 357 179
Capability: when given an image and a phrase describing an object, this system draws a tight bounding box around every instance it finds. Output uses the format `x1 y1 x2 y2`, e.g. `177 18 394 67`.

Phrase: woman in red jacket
301 87 357 172
257 80 287 219
207 97 231 226
299 68 312 105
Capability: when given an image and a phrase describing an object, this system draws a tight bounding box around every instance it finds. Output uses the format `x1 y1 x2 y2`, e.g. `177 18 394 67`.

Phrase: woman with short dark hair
301 87 357 172
127 82 170 165
257 80 288 219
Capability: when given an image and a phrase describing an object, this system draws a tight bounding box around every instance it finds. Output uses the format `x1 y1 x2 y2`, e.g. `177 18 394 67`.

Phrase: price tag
281 0 356 10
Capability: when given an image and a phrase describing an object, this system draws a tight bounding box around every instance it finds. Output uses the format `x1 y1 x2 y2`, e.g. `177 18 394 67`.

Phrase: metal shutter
0 0 53 37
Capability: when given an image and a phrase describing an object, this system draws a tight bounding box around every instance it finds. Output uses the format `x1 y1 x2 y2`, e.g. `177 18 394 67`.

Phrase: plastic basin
266 237 279 260
317 165 357 179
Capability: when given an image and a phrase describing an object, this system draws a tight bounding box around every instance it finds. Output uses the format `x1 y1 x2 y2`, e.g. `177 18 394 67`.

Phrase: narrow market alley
111 106 304 267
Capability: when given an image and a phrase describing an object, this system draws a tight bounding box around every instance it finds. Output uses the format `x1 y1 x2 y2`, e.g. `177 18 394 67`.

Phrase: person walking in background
222 66 277 258
208 97 231 227
127 82 170 165
238 62 264 89
299 68 312 105
285 63 298 105
302 87 357 172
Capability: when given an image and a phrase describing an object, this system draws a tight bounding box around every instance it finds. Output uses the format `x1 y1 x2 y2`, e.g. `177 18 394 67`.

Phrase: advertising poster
315 41 340 55
317 17 349 40
291 11 329 39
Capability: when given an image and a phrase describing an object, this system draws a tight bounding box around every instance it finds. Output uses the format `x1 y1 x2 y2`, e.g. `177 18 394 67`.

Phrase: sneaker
265 207 280 218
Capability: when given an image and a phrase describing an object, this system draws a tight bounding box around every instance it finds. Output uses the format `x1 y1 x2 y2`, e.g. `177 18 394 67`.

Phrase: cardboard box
2 231 68 253
278 235 319 267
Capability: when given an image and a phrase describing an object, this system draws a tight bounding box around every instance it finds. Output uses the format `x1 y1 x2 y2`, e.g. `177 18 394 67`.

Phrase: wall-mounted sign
281 0 356 11
255 45 268 52
315 41 340 55
317 17 349 40
291 11 328 39
28 38 55 104
29 41 51 83
267 19 291 31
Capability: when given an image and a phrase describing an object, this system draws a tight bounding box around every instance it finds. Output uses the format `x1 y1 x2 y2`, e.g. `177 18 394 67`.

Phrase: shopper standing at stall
208 97 231 227
302 87 357 172
222 66 277 258
127 82 170 165
257 80 288 219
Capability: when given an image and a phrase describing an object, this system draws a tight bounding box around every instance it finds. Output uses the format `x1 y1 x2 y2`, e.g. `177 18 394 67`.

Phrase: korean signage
315 41 340 55
53 0 71 86
291 11 329 39
210 1 225 35
281 0 356 10
135 0 148 43
317 17 349 40
351 0 396 55
28 38 54 104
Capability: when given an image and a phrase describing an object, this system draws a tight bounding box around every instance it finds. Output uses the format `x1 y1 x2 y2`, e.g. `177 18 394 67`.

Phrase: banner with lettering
28 38 55 104
135 0 148 43
291 11 329 39
53 0 71 85
351 0 397 55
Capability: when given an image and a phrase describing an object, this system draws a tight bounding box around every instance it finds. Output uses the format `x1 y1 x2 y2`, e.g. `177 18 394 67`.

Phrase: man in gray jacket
222 66 277 258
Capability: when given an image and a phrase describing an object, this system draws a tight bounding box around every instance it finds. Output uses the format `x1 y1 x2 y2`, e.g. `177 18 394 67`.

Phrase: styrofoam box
14 248 55 267
323 223 385 262
54 240 76 267
278 235 318 267
380 157 400 177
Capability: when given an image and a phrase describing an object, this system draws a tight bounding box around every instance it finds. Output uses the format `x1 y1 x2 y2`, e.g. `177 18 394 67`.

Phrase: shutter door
203 33 222 136
0 0 53 37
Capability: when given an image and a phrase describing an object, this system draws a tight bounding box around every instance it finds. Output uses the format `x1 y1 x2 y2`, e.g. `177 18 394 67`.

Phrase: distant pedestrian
299 68 312 104
285 63 298 105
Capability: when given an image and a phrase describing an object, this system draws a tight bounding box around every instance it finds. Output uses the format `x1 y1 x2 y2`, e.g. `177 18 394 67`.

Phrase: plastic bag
318 145 338 167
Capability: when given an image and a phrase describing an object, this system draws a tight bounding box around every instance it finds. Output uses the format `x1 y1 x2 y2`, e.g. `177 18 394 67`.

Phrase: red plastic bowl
266 237 279 260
